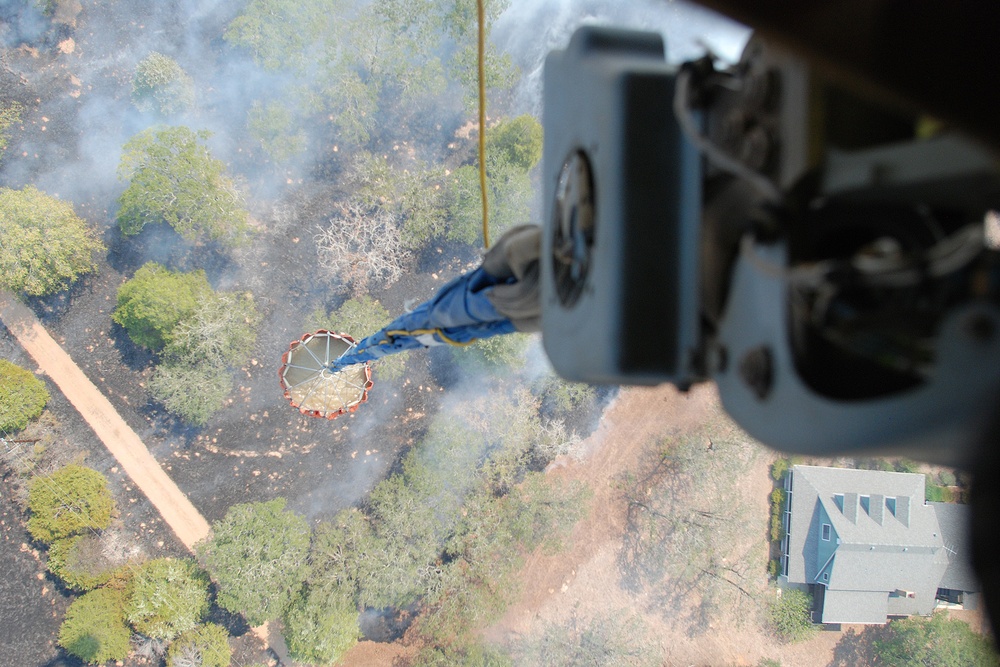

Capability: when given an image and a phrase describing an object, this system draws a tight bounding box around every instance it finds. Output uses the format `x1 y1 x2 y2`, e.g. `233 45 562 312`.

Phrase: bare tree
315 201 411 293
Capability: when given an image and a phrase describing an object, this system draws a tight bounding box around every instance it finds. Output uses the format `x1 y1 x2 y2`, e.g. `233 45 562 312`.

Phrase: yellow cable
477 0 490 249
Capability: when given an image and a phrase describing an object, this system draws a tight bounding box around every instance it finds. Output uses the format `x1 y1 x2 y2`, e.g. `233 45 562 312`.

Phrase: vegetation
307 295 409 381
452 331 531 370
770 488 787 542
515 613 664 667
57 588 131 665
113 263 260 424
876 613 1000 666
0 360 49 433
125 558 210 640
767 588 816 643
27 464 114 544
197 498 310 625
771 457 790 481
0 101 23 156
47 534 124 591
282 585 360 665
117 126 251 246
166 622 231 667
314 201 411 292
247 100 306 162
618 409 766 633
112 263 213 351
0 186 104 296
298 388 588 659
132 52 195 115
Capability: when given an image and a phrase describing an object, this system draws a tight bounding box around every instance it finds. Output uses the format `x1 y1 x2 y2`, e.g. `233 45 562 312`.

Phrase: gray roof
784 465 977 624
931 501 979 591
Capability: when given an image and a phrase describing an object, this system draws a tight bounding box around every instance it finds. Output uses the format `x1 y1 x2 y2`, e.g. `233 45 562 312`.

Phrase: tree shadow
826 626 885 667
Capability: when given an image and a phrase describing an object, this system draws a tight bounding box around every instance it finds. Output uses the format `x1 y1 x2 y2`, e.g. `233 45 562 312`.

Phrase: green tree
307 296 408 381
283 585 360 665
198 498 310 625
58 588 131 665
112 262 213 351
166 622 231 667
486 115 542 172
0 359 49 432
125 557 210 640
27 464 114 544
47 534 124 591
872 612 1000 667
451 330 531 370
117 126 251 245
0 186 104 296
0 101 23 156
445 164 532 246
148 359 233 427
164 291 261 366
247 100 307 162
132 52 195 115
768 588 816 643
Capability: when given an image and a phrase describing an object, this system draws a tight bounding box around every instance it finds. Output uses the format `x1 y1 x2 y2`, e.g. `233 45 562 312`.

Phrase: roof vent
897 496 911 527
843 492 858 523
870 494 884 525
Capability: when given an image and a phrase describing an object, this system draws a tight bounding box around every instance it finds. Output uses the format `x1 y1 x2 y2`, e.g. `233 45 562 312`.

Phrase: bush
283 585 360 665
197 498 310 625
0 185 104 296
58 588 131 664
125 557 210 640
112 263 213 351
117 126 251 245
486 115 543 172
937 469 957 487
0 101 22 156
770 488 787 542
166 622 231 667
767 588 815 642
132 52 194 115
872 612 1000 666
0 359 49 432
148 359 233 427
47 534 124 591
770 457 789 481
27 465 114 544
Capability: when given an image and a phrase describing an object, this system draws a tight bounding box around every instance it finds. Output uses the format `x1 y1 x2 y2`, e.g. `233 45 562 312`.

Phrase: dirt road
0 292 211 552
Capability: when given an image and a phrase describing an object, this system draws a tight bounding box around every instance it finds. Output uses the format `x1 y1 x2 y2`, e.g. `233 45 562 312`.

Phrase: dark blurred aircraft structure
539 1 1000 635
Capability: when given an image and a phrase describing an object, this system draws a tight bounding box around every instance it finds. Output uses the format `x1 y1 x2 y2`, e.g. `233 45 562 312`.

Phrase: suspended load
279 330 373 419
279 226 540 419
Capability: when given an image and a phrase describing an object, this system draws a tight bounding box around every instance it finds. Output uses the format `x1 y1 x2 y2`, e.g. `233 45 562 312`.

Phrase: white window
822 523 832 541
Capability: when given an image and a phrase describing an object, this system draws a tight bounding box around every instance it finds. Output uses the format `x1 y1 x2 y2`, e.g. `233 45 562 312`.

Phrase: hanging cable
477 0 490 248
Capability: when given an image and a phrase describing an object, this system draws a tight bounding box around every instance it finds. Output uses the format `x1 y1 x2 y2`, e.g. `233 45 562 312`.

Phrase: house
780 465 979 624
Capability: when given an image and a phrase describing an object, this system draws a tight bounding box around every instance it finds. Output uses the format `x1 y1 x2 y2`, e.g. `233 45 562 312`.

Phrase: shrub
132 52 194 115
0 359 49 432
283 585 360 665
770 457 789 481
197 498 310 625
112 263 213 351
47 534 124 591
767 588 815 642
0 185 104 296
58 588 131 664
166 622 231 667
27 465 114 544
125 558 210 640
117 126 250 245
937 469 957 487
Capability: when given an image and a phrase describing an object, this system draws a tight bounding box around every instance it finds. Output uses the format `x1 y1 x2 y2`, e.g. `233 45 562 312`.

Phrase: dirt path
0 292 210 552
